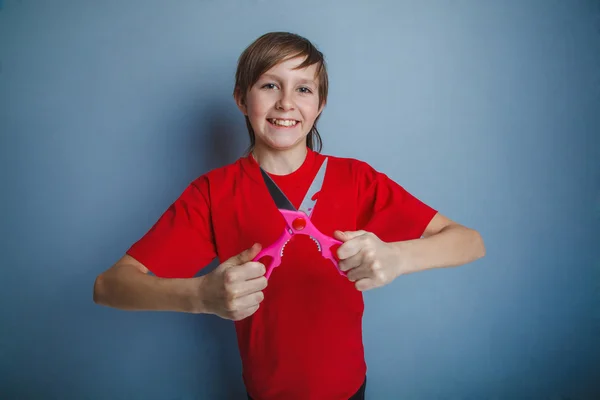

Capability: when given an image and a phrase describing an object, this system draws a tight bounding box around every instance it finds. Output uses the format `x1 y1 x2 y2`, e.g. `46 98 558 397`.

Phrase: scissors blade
259 168 297 211
299 157 328 217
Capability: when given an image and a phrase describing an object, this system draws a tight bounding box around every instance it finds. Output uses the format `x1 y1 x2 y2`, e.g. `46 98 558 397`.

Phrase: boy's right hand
197 243 267 321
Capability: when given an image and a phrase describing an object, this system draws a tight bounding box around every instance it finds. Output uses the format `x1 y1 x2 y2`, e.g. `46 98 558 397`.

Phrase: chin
258 135 307 151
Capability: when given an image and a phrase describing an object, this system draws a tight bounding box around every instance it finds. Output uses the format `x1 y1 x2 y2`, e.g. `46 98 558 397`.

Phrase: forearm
394 224 485 274
93 265 205 313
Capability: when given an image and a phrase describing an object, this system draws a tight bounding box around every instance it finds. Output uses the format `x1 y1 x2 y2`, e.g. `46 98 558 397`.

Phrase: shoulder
320 152 412 202
183 156 254 207
319 152 386 182
157 158 245 208
188 156 246 188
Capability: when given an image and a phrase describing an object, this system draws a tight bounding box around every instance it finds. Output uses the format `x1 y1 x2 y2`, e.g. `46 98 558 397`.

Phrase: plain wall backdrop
1 0 599 398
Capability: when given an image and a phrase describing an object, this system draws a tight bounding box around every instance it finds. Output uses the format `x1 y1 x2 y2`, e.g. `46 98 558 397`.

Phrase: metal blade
299 157 328 217
260 168 297 211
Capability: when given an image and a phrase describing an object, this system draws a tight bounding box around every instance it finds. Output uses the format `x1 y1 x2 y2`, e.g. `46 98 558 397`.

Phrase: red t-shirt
127 148 437 399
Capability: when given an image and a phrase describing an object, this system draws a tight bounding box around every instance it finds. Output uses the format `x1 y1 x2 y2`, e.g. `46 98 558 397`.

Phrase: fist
334 230 401 291
199 243 267 321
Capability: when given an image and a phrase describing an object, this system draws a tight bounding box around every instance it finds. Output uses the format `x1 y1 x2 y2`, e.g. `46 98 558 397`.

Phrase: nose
275 88 295 111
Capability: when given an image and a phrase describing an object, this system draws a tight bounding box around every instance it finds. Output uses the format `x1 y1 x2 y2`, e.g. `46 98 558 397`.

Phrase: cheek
246 95 270 120
299 98 321 120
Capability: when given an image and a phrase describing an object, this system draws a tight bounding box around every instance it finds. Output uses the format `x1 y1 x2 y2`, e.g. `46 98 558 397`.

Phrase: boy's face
236 56 324 152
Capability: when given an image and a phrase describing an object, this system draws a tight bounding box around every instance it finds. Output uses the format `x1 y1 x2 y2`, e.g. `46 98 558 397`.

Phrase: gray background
1 0 599 398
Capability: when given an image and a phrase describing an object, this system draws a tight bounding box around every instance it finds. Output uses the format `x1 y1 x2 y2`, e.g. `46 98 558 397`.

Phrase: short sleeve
356 162 437 242
126 176 217 278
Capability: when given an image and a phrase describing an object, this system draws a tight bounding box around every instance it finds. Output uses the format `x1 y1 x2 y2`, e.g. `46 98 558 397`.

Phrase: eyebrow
261 74 318 87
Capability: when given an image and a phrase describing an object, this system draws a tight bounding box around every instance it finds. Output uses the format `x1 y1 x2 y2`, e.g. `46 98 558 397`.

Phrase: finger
334 230 368 242
346 265 373 282
228 243 262 265
354 278 377 292
339 252 363 272
225 261 266 283
336 238 365 260
228 275 268 298
232 290 265 310
233 304 260 321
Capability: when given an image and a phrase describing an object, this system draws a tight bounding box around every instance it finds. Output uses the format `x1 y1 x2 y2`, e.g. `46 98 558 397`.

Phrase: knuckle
228 286 240 298
224 299 237 312
224 269 236 284
223 283 235 297
375 270 386 282
365 249 376 261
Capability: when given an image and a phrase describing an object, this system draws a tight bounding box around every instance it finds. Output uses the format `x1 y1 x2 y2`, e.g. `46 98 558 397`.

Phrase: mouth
267 118 299 128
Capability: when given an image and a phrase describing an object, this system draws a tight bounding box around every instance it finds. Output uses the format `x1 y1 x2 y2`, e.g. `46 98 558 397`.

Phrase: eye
261 83 278 90
298 86 313 94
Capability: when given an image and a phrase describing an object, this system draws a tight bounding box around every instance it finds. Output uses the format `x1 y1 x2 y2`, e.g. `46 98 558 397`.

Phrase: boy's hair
233 32 329 153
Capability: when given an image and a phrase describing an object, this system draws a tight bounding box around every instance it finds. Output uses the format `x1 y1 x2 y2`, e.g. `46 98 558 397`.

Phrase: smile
267 118 298 127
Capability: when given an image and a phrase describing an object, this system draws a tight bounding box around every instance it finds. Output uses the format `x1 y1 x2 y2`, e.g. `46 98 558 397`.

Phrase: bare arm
396 212 486 274
93 244 268 320
93 255 203 313
335 213 486 291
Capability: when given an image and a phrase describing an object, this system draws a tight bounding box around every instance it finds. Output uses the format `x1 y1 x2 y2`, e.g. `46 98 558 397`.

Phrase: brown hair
233 32 329 153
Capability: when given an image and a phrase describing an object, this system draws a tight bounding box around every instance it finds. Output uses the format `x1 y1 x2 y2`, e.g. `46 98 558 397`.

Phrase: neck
252 145 308 175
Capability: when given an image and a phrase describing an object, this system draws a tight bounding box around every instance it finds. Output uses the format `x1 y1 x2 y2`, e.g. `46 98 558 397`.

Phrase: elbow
93 273 108 306
473 229 486 260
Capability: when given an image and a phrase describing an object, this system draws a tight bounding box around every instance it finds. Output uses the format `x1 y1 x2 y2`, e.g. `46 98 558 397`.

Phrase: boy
94 32 486 400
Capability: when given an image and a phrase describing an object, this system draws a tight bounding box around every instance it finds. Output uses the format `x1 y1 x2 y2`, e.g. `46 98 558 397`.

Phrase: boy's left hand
333 230 411 291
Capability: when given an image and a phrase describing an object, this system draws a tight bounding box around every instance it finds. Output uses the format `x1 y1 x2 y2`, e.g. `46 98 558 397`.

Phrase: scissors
253 158 345 279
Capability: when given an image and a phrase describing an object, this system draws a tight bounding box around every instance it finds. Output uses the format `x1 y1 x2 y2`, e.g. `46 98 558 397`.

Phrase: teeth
269 119 297 127
280 240 287 257
310 236 321 252
280 237 321 257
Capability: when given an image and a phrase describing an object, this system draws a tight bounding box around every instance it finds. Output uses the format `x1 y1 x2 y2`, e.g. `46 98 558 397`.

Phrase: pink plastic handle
252 228 290 279
316 232 345 276
253 209 345 279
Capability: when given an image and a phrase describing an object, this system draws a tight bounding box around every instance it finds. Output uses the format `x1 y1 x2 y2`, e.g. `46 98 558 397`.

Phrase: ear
317 100 326 118
234 87 247 115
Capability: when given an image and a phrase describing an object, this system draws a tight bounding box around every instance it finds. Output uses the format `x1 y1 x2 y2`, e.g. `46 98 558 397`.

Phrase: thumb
229 243 262 265
334 230 367 242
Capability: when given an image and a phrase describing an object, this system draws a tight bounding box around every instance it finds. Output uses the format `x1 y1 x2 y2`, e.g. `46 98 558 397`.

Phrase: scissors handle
252 228 291 279
314 231 345 276
253 209 345 279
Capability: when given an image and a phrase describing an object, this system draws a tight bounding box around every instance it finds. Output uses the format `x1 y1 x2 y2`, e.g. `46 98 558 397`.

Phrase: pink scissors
253 158 345 279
